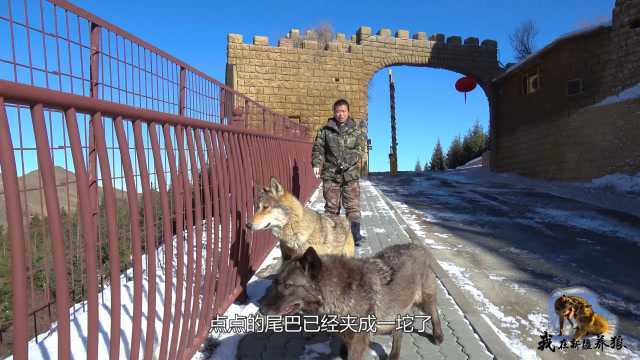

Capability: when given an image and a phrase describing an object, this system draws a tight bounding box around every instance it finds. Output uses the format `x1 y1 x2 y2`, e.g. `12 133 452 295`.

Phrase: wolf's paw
433 332 444 345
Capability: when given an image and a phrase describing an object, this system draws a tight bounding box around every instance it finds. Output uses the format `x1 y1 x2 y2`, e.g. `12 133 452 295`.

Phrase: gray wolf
246 176 355 260
259 243 444 360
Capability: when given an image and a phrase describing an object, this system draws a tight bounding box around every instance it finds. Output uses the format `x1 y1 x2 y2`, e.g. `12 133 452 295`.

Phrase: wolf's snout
245 223 252 230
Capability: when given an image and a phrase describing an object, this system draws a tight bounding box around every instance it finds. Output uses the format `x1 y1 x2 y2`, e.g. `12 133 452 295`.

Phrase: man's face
334 104 349 123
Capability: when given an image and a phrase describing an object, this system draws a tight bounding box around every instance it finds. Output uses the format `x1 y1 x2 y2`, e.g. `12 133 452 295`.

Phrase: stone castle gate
226 26 502 171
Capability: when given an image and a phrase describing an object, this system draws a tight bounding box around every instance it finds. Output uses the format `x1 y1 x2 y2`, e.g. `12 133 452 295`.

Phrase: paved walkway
235 180 509 359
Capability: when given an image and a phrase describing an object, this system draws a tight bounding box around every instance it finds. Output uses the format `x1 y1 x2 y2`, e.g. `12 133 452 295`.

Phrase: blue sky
3 0 615 173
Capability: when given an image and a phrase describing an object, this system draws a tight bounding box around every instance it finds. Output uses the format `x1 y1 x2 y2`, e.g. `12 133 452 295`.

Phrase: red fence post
0 98 28 360
31 103 71 359
114 117 145 360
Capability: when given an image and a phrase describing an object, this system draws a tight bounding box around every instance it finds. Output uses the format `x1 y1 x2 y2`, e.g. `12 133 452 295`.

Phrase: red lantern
455 75 477 103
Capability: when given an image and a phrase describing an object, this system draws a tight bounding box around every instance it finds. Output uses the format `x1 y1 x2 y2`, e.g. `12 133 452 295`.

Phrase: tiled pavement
235 180 500 359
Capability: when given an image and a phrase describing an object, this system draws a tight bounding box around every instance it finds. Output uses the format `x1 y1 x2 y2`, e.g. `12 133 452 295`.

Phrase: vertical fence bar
242 135 259 268
185 128 203 344
114 116 144 360
133 121 158 359
203 130 222 319
89 111 122 360
165 124 185 360
149 123 173 360
193 129 214 338
176 125 196 358
252 135 268 267
253 136 266 261
229 132 249 300
220 131 237 307
64 109 99 360
179 67 186 116
237 134 254 271
87 112 100 353
0 98 28 360
31 103 71 359
212 129 230 316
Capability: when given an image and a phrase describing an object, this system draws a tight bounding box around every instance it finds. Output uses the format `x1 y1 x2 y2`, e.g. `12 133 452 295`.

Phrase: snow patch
588 172 640 194
592 83 640 107
480 314 539 360
531 208 640 243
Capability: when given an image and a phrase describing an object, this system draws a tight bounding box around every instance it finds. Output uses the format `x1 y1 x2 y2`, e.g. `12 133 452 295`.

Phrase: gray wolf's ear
256 183 268 194
270 176 284 196
299 247 322 280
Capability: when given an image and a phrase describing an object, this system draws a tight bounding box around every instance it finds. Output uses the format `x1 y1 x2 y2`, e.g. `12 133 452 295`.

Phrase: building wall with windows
491 0 640 180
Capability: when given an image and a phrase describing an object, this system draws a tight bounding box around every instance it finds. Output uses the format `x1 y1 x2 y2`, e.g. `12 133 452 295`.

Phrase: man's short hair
333 98 350 111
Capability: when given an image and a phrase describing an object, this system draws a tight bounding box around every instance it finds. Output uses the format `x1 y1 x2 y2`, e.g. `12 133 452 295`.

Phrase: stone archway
226 26 503 171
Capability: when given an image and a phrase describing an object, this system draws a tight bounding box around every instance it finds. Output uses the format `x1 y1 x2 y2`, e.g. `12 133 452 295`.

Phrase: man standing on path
312 98 367 245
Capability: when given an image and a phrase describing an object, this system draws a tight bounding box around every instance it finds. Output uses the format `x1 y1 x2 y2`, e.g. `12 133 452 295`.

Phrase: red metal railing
0 0 319 359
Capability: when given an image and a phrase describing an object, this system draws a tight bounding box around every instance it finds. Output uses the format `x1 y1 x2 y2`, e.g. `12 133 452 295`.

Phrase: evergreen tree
0 224 10 330
430 140 446 171
414 159 422 172
462 120 486 164
446 136 464 169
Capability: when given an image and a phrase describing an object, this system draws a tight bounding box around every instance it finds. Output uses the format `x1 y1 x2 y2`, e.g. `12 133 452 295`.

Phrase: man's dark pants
322 179 363 243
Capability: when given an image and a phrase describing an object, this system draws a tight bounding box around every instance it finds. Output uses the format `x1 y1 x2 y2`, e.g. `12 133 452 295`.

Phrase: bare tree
509 20 538 61
290 23 334 49
313 23 334 50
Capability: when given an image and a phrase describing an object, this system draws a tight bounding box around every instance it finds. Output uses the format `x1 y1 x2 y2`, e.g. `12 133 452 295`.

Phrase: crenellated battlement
226 25 501 142
228 26 497 53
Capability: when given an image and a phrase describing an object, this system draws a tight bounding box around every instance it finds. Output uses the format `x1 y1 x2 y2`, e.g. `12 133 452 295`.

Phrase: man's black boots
350 221 364 246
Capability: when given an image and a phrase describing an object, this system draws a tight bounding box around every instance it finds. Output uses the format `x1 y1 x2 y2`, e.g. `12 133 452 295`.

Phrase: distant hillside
0 167 129 227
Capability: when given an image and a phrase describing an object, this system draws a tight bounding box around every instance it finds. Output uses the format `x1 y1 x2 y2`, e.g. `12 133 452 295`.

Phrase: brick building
491 0 640 180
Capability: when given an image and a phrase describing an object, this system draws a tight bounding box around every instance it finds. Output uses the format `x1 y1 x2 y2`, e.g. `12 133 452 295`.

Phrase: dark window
567 79 583 96
629 17 640 29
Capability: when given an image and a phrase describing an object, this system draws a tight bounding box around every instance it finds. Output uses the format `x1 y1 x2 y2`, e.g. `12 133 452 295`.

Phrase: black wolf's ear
270 176 284 196
299 247 322 280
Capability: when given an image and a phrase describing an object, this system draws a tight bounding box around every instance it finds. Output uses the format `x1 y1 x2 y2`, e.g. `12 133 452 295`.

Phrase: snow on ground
438 261 542 359
439 166 640 218
14 217 229 360
15 185 324 360
529 208 640 244
588 172 640 194
480 314 539 360
16 244 183 359
373 169 640 358
592 82 640 107
457 156 483 169
196 245 281 360
437 279 494 358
